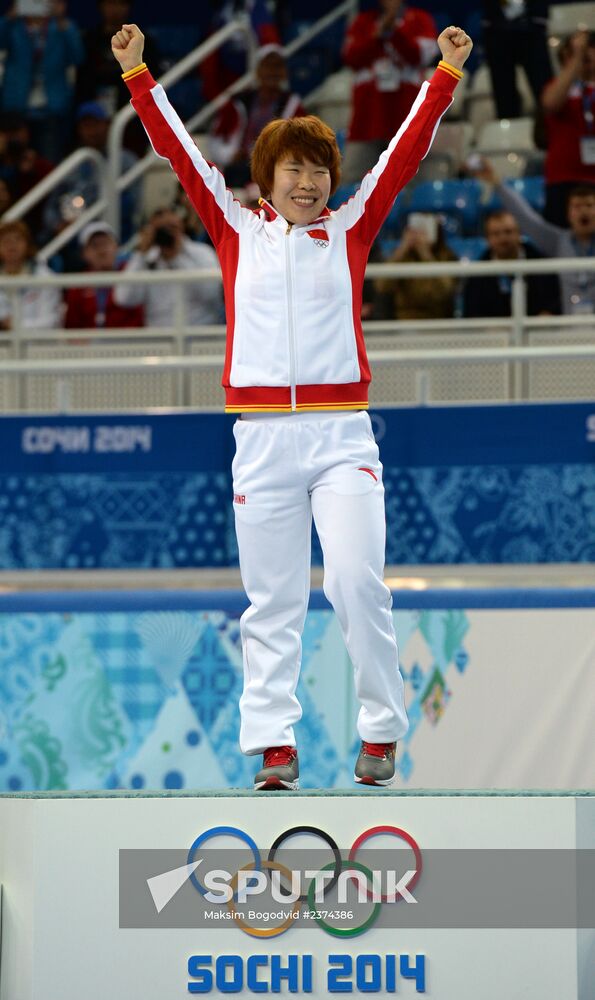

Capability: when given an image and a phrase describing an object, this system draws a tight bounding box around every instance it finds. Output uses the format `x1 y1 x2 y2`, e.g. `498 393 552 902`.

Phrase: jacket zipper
285 223 297 411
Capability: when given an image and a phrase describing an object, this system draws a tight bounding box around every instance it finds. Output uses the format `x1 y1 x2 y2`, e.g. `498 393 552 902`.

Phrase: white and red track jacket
124 61 462 414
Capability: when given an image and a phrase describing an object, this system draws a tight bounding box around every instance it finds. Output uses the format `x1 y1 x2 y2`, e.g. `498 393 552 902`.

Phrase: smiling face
269 156 332 226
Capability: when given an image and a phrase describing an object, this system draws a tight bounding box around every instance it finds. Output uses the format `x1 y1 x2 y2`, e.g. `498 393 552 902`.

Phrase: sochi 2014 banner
0 401 593 568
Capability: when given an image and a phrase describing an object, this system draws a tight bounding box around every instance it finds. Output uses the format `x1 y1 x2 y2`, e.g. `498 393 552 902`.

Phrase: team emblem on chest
306 228 329 248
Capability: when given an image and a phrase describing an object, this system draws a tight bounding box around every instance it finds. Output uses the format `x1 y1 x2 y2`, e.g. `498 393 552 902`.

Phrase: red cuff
432 62 463 93
123 68 157 98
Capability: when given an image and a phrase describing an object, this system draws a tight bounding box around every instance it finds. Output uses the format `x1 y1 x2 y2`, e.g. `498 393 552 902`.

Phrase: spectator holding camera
0 0 83 163
0 219 61 328
541 31 595 226
477 158 595 315
463 209 560 317
375 213 458 320
114 208 222 327
342 0 437 183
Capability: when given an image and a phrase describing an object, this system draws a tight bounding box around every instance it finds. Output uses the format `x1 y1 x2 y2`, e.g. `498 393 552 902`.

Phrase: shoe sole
254 776 299 791
354 773 396 787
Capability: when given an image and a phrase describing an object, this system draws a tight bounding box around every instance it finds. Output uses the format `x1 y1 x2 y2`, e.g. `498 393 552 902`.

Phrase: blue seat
328 183 359 211
408 180 482 233
446 235 488 260
378 237 400 259
480 175 545 220
504 176 545 213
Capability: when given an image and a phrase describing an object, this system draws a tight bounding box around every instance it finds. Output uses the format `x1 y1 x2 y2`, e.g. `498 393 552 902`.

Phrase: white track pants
232 410 409 755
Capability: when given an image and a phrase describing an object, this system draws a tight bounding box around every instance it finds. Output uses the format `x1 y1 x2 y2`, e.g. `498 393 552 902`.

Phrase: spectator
342 0 437 184
478 159 595 314
481 0 552 120
113 208 222 327
64 220 143 329
0 219 61 328
0 1 83 163
463 209 560 317
0 113 53 235
43 101 139 251
375 213 458 320
200 0 281 104
76 0 160 157
209 45 305 188
541 31 595 226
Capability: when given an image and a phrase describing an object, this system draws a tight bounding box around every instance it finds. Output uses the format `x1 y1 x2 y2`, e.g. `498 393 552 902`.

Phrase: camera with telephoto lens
154 226 176 249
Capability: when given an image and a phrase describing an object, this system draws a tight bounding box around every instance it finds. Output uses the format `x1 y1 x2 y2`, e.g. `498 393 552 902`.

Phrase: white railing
0 255 593 410
1 0 357 251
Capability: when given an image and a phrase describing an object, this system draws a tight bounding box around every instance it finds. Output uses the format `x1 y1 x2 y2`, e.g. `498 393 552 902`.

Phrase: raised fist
437 26 473 70
111 23 145 73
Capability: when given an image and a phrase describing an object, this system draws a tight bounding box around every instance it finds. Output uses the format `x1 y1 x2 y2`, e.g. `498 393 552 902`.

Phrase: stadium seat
481 175 546 217
549 2 595 36
465 64 498 136
378 237 400 259
408 179 482 234
411 153 454 185
488 151 529 180
328 182 359 211
506 176 545 211
142 165 180 218
446 235 488 261
305 67 353 134
477 117 535 155
430 121 474 171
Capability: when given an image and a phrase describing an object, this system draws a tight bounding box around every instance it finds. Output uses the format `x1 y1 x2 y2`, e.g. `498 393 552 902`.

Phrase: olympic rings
306 860 381 937
187 823 422 938
226 860 301 938
349 825 423 902
187 825 260 896
268 825 342 901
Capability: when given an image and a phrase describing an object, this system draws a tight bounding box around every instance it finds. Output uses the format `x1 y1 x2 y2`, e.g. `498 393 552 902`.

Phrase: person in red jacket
112 21 472 791
541 31 595 226
342 0 437 183
64 221 144 329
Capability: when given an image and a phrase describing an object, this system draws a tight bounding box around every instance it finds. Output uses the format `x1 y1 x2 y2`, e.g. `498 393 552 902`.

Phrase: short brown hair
567 185 595 205
0 219 35 255
250 115 342 198
484 209 519 229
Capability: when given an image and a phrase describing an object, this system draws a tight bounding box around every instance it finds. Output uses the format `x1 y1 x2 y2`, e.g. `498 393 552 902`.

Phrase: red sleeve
124 68 245 248
64 289 84 329
334 63 462 247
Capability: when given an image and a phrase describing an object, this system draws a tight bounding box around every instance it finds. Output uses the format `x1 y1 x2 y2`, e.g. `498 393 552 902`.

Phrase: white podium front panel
0 792 593 1000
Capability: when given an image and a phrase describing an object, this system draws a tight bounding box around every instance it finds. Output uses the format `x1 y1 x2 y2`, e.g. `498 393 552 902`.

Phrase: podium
0 790 593 999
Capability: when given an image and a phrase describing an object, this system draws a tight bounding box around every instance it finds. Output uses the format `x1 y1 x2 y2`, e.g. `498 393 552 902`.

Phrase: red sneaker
254 746 299 791
354 741 397 786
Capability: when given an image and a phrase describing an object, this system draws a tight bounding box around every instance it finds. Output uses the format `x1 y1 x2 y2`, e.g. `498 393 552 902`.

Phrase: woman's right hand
111 23 145 73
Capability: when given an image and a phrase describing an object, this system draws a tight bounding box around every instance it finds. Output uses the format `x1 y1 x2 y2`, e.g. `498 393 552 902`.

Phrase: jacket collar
258 198 331 226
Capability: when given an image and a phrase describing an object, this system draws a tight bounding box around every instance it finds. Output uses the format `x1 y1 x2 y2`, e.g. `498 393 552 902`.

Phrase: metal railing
1 1 357 248
2 149 108 263
106 0 357 234
0 255 593 412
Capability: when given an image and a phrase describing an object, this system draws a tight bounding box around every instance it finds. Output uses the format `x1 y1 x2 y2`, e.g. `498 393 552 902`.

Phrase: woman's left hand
437 26 473 70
